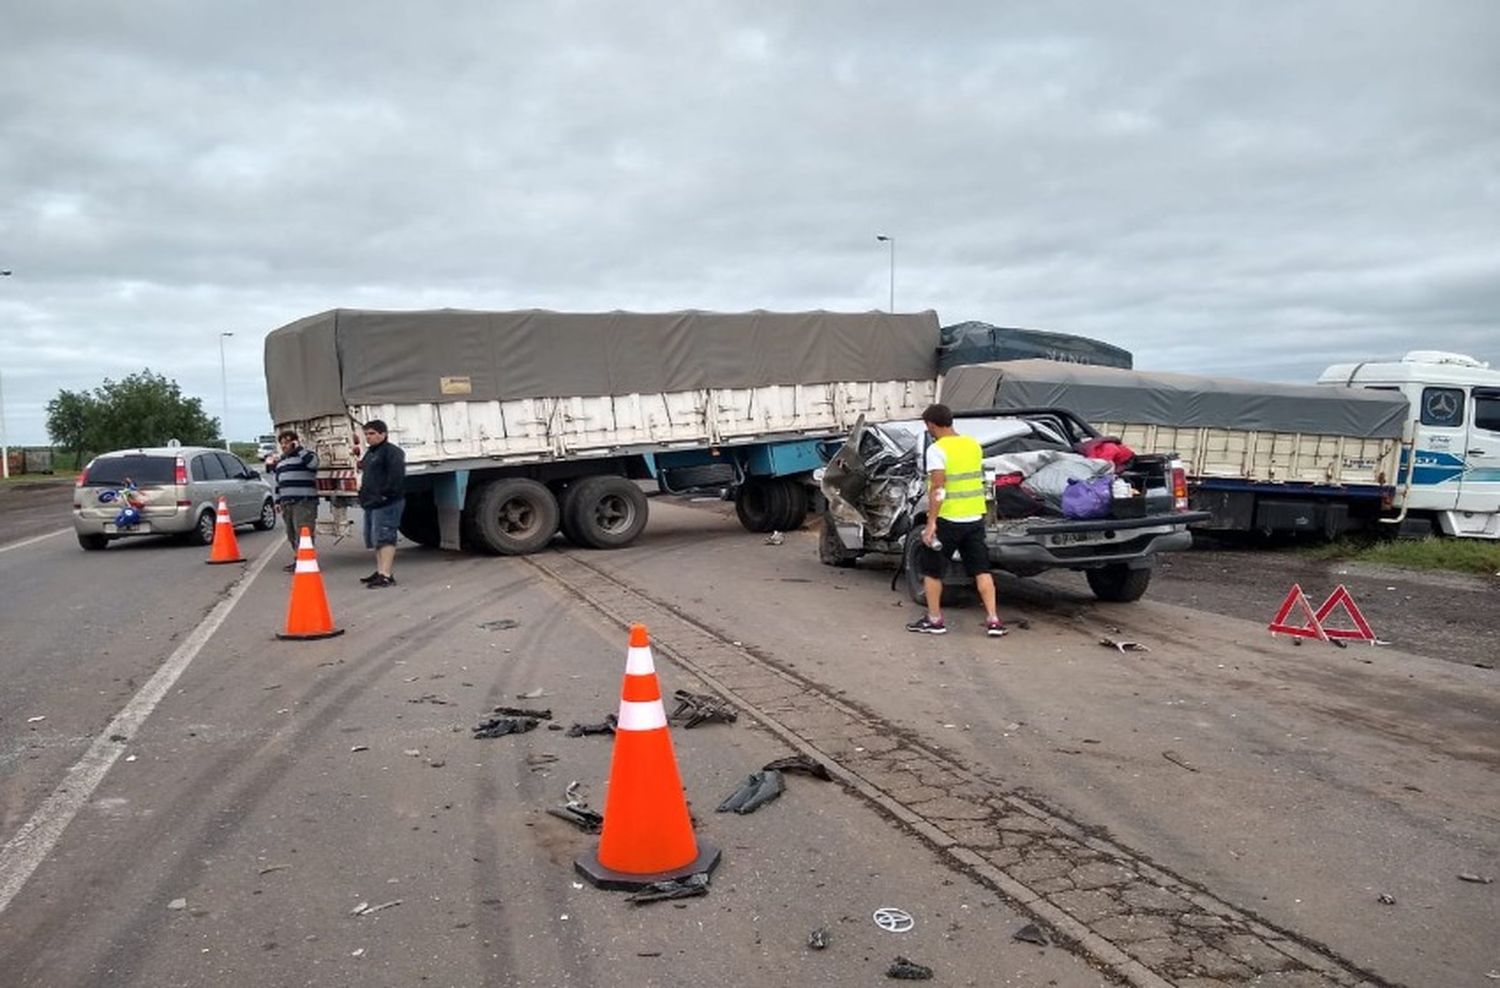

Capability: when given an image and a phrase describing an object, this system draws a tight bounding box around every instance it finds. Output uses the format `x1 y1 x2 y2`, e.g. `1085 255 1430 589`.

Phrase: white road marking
0 546 280 915
0 529 70 555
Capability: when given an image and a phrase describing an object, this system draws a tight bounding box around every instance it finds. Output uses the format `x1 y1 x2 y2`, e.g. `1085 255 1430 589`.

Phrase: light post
1 269 11 480
218 331 234 451
875 235 895 312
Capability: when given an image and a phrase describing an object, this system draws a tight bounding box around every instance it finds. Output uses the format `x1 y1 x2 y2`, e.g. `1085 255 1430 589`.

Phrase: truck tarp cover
938 321 1133 372
265 309 941 423
942 360 1409 439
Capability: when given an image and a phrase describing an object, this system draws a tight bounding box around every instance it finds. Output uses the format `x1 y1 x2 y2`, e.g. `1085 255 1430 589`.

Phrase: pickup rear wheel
1086 563 1152 603
902 534 929 604
470 478 559 555
566 476 649 549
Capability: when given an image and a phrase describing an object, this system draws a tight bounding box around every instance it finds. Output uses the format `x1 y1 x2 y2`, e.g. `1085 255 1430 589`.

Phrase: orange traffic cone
575 624 720 889
205 496 244 564
276 527 344 640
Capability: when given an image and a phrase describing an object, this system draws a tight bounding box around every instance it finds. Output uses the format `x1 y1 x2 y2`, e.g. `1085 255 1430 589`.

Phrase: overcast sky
2 1 1497 444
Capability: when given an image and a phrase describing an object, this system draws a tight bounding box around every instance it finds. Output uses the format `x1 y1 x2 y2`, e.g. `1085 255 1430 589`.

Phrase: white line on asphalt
0 547 280 915
0 529 70 555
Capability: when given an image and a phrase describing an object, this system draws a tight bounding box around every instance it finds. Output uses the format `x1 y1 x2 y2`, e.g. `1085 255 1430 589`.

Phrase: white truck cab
1319 351 1500 539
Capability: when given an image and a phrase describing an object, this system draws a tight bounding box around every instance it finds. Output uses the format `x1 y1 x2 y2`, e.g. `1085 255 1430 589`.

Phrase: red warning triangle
1268 584 1328 641
1313 585 1376 642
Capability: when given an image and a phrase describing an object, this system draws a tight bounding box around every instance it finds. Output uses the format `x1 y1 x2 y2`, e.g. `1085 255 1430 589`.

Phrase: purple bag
1061 475 1112 520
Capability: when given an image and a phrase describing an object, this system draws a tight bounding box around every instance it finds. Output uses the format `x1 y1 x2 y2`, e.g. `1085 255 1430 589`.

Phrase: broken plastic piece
1099 637 1149 653
1458 873 1495 884
566 714 617 738
886 955 933 980
669 689 738 728
762 753 833 781
1377 893 1396 905
548 804 604 832
472 717 541 739
808 927 829 950
1013 922 1049 945
516 688 548 699
477 619 519 631
626 872 710 905
717 770 784 814
491 705 552 719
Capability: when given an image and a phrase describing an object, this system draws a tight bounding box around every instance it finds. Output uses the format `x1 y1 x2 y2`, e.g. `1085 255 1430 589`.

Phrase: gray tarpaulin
265 309 941 423
938 321 1133 372
942 360 1409 439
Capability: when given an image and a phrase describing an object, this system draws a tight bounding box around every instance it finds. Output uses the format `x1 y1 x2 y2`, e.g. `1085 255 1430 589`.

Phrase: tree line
45 370 221 463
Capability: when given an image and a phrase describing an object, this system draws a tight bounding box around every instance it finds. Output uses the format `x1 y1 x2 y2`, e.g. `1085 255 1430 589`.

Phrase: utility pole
875 235 895 312
219 331 234 451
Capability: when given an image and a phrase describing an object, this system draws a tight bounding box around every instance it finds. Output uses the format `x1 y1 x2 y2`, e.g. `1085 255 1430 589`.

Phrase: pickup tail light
174 457 188 486
1170 460 1189 512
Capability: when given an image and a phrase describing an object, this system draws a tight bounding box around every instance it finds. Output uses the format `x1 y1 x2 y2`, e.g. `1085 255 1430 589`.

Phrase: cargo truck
263 309 939 554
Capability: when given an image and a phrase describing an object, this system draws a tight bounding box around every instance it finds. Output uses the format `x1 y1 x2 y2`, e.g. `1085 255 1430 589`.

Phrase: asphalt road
1 485 1496 987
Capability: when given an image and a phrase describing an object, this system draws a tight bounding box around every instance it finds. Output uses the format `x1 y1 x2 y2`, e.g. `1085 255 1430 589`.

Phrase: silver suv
73 446 275 550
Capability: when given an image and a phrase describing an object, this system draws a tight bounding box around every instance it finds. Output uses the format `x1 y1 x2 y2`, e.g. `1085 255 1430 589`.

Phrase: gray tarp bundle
265 309 942 423
938 321 1133 373
942 360 1410 439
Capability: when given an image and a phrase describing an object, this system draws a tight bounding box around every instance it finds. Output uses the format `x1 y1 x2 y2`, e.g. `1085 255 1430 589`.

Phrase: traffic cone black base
574 842 721 891
275 628 346 641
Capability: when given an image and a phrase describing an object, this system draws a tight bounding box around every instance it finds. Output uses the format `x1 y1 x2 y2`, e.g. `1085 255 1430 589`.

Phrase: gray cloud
2 0 1497 443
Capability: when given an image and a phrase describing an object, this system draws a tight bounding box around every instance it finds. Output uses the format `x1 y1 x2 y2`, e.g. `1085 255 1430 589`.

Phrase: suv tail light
1170 460 1189 511
75 470 87 487
174 457 188 486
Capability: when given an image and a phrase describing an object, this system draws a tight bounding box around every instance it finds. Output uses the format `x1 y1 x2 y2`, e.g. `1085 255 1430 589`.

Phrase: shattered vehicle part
1099 637 1150 653
566 714 617 738
807 927 829 950
669 689 738 728
547 805 604 833
626 872 710 905
472 716 542 739
491 705 553 719
762 753 833 781
885 955 934 980
872 907 914 933
717 770 784 814
1013 922 1049 945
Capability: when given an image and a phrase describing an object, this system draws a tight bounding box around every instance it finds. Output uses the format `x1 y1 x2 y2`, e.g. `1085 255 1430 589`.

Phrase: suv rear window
83 455 177 486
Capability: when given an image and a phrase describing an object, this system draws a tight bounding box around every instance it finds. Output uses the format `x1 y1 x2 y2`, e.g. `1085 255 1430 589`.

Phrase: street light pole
219 331 234 451
1 269 11 480
875 235 895 312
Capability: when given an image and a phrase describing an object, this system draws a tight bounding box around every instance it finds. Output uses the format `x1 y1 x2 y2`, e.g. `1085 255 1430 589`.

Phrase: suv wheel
255 499 277 531
193 509 218 546
78 533 109 551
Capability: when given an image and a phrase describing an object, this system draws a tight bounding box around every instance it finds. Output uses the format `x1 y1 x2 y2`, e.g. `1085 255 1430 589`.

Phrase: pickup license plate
1048 531 1099 546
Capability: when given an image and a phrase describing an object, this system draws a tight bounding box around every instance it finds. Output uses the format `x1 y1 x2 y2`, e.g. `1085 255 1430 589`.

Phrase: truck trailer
264 308 939 554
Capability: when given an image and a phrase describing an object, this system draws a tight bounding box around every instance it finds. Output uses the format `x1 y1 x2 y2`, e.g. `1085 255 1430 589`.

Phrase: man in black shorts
905 404 1006 637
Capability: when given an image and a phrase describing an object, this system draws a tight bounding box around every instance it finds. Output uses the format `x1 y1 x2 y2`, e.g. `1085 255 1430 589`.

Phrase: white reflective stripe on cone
294 560 320 574
625 645 655 676
616 699 668 731
298 536 314 550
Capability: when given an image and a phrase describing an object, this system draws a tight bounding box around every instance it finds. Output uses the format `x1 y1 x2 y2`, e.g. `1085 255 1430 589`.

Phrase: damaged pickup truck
818 407 1211 603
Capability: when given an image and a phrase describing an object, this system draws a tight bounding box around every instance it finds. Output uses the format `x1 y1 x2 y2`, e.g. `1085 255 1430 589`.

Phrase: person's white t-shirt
924 441 983 523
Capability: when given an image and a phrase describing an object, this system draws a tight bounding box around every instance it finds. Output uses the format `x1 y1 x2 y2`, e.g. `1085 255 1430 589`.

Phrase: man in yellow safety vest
906 404 1007 637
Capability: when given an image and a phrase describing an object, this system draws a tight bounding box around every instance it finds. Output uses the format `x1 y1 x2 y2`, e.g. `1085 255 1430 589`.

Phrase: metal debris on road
472 716 542 739
1162 750 1200 773
717 770 784 814
566 714 617 738
516 688 549 699
1377 893 1396 905
403 749 421 757
352 900 402 917
258 864 291 876
762 753 833 781
547 804 604 833
626 872 710 905
26 716 45 724
407 694 453 706
669 689 738 728
1099 637 1150 653
885 955 934 980
478 619 520 631
1458 873 1495 884
1012 617 1031 630
493 705 552 718
808 927 830 950
350 745 369 752
872 907 914 933
765 531 784 545
167 898 187 911
1013 922 1049 945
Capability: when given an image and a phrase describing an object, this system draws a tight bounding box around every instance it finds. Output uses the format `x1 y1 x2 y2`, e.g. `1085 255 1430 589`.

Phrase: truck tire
557 483 586 545
818 511 858 568
735 480 776 533
1086 563 1152 602
566 476 649 549
773 480 809 531
78 533 109 551
399 492 441 548
470 478 560 555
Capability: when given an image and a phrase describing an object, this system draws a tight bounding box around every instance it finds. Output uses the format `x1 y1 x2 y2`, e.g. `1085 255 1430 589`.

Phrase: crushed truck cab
819 407 1209 603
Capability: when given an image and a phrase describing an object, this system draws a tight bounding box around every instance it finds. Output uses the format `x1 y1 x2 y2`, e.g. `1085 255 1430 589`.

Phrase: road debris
547 782 605 833
873 907 914 933
258 864 291 876
1013 922 1049 945
1458 873 1495 884
526 753 559 772
717 770 784 814
808 927 830 950
1162 750 1200 773
764 531 784 545
566 714 617 738
478 619 520 631
762 753 833 781
885 955 934 980
669 689 738 728
403 749 421 757
26 716 46 724
1099 637 1149 653
1377 893 1396 905
626 872 710 905
1011 617 1031 630
407 694 453 706
352 900 402 917
350 745 369 752
167 898 187 911
516 688 549 699
351 948 365 958
472 716 541 738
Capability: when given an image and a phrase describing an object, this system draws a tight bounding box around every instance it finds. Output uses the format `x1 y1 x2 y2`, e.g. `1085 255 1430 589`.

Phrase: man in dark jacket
357 420 405 588
266 430 320 571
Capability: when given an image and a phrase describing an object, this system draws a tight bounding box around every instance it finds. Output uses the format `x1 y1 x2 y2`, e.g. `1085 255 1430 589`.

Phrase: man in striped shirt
266 430 320 570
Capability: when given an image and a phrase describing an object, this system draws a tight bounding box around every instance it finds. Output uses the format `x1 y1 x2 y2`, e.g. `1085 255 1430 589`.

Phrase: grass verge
1302 536 1500 576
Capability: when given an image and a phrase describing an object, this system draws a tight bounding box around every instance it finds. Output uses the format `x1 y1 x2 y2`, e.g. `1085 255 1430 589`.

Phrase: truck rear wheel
735 480 776 532
566 476 649 549
1086 563 1152 602
470 478 559 555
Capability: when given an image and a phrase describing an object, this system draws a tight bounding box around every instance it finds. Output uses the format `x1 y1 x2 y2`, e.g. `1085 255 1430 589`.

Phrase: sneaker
359 571 382 584
906 615 947 635
985 618 1008 638
282 563 296 573
366 574 397 589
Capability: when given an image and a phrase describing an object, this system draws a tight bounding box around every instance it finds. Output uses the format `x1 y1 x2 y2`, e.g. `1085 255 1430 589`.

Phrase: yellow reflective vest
934 434 986 520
